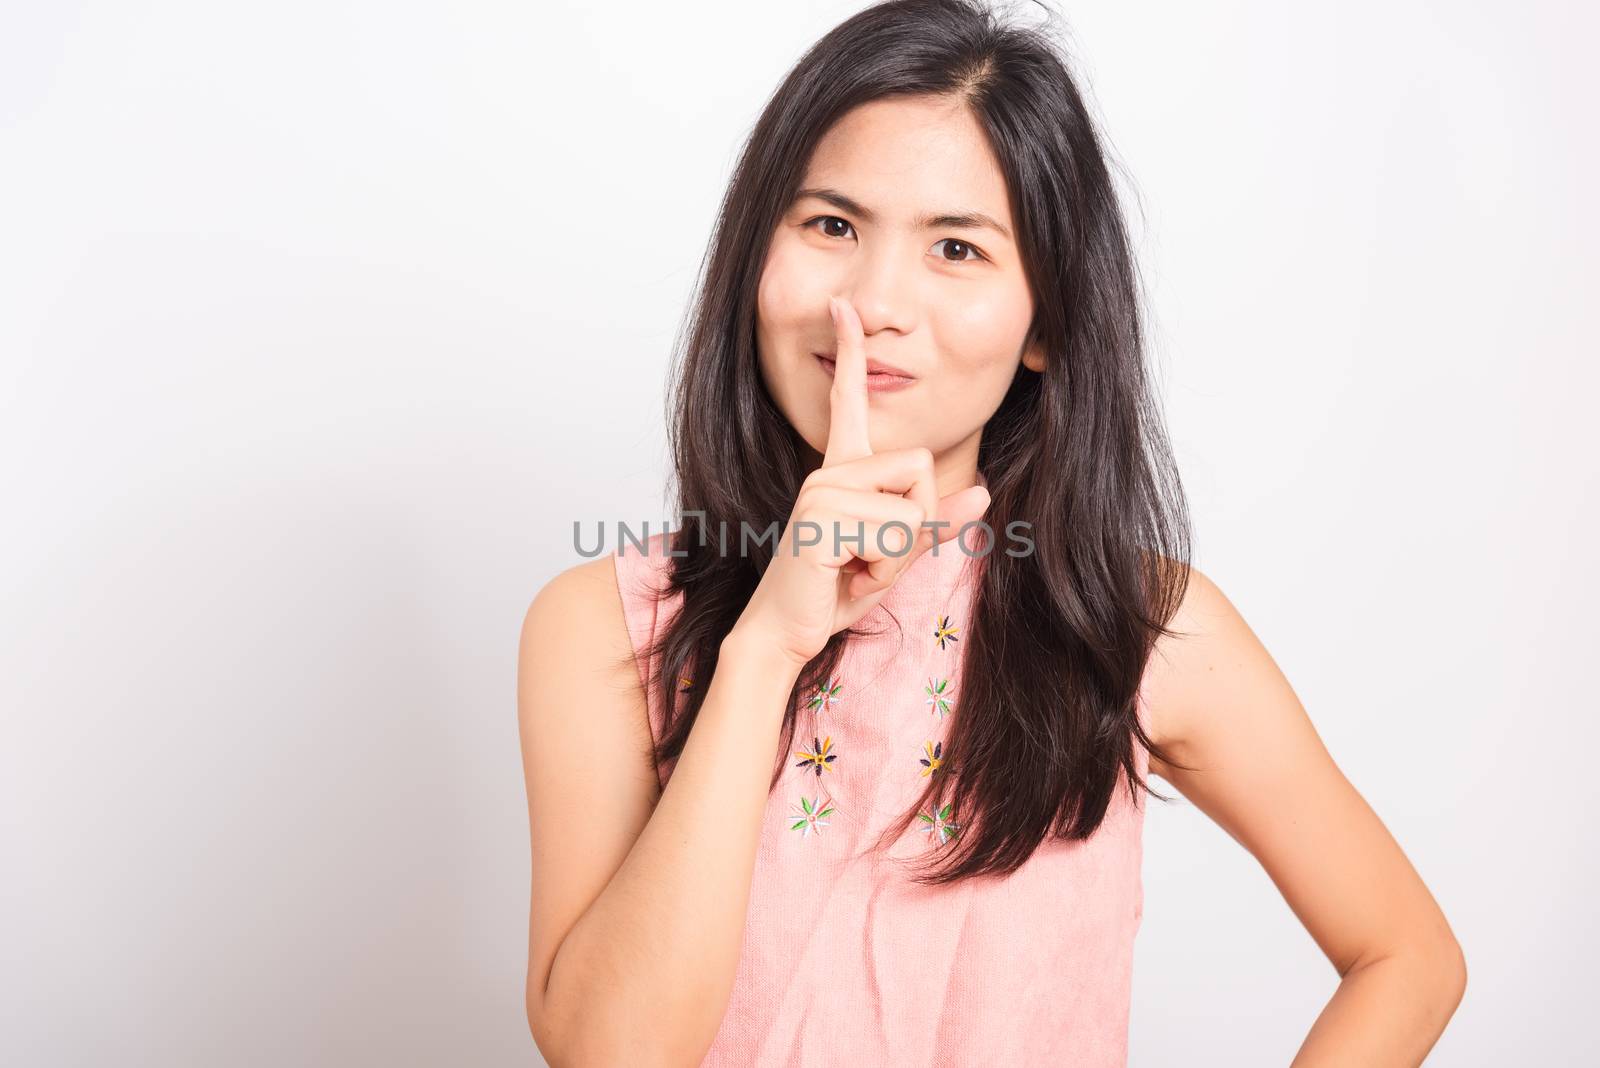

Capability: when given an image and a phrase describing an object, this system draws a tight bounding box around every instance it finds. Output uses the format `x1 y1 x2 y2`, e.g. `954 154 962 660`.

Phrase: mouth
813 352 918 392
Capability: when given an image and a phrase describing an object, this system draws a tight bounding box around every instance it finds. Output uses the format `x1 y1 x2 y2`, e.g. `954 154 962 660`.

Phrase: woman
517 1 1465 1064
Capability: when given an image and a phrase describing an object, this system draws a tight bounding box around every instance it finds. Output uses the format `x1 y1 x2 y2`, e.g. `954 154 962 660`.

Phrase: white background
3 1 1594 1064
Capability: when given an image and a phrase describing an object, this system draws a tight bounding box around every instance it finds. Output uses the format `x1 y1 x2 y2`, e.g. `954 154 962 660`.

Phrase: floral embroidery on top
933 615 960 650
918 740 944 777
807 676 844 713
925 677 954 718
795 735 838 777
918 801 960 845
788 792 836 837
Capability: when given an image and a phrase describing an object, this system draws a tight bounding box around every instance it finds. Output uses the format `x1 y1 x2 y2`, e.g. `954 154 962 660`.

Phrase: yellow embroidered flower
795 735 838 777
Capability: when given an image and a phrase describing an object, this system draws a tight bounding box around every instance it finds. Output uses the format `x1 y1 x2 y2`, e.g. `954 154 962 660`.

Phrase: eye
933 238 987 264
802 214 855 240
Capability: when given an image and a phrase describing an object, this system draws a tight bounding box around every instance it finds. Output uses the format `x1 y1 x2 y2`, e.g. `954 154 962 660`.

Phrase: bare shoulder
522 553 630 648
518 552 653 774
1140 562 1268 781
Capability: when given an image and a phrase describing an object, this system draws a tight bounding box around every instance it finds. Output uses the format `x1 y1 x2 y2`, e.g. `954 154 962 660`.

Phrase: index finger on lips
820 296 872 467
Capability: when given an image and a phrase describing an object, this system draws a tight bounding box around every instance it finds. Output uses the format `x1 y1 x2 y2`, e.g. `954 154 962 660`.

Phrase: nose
838 237 915 338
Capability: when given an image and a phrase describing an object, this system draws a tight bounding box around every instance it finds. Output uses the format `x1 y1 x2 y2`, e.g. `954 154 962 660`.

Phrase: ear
1020 331 1047 373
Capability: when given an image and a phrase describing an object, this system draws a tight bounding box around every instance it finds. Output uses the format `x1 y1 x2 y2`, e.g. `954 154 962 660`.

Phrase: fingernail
828 296 839 324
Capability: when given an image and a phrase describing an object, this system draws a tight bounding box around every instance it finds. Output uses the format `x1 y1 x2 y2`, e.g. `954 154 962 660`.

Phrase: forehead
800 96 1013 224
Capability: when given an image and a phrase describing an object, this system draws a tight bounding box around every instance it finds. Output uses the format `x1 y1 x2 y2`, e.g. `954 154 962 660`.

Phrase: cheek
755 240 825 442
940 285 1034 378
757 241 820 341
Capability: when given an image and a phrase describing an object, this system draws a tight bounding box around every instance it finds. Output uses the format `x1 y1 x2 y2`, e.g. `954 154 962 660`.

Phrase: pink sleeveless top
614 529 1149 1066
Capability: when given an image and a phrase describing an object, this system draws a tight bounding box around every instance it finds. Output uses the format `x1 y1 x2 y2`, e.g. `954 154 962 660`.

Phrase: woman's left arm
1142 566 1467 1067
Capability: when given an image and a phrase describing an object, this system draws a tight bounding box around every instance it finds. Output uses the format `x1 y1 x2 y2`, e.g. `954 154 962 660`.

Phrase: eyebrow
794 186 1013 241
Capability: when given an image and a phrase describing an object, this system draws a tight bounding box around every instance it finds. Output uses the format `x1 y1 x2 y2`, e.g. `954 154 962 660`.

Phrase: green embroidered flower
917 801 960 845
918 740 944 777
788 793 836 838
806 676 843 712
794 735 838 777
924 676 954 718
932 615 960 650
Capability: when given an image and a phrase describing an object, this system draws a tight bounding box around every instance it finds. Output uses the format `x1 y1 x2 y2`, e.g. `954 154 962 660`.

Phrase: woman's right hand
733 296 991 670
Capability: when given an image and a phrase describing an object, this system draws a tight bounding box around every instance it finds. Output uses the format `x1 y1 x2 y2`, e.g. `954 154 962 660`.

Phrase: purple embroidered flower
795 735 838 777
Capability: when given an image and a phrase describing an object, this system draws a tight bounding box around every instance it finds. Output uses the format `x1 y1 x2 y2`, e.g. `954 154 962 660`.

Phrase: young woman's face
756 94 1043 475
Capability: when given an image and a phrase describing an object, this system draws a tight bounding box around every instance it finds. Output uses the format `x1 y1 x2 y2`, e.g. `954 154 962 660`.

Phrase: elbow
1343 932 1467 1017
1420 915 1467 1011
1441 934 1468 1008
527 991 566 1068
528 987 708 1068
1419 934 1468 1042
1395 933 1468 1021
528 973 583 1068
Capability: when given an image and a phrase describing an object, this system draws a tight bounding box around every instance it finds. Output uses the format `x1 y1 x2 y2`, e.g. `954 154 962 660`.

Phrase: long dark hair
627 0 1193 886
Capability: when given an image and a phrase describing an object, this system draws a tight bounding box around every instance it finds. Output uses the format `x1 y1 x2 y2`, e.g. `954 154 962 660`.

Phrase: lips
812 353 916 380
813 352 918 393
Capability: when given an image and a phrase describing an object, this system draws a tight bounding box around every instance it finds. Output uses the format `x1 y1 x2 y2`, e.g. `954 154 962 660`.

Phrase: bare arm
517 557 801 1067
1144 567 1466 1066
